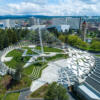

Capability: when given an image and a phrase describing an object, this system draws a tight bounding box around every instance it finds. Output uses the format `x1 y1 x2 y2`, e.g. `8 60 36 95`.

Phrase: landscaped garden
23 62 47 80
22 47 37 55
35 46 63 52
29 82 69 100
4 46 68 81
36 54 68 62
30 84 49 98
5 49 30 69
0 45 69 100
45 54 68 61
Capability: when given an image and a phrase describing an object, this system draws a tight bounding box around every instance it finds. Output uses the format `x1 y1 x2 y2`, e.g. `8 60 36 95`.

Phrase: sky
0 0 100 16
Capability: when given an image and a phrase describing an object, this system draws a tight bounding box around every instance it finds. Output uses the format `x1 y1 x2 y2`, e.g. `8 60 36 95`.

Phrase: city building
29 17 37 26
27 25 46 30
66 17 81 30
51 18 67 25
47 25 70 32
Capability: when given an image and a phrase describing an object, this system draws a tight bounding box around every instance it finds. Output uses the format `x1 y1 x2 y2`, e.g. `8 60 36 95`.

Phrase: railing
0 41 34 76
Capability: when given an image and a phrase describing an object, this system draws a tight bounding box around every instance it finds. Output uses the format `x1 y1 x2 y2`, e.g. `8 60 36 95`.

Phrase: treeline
58 34 100 52
0 28 29 50
49 28 100 52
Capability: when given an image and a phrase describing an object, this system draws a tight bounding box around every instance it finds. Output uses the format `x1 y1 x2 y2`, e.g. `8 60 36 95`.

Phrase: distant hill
0 15 100 22
0 15 67 19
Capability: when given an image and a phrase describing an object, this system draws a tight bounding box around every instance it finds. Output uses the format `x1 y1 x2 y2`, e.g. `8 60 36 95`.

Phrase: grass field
22 47 37 55
5 93 20 100
5 49 30 69
37 54 68 62
96 55 100 57
46 54 68 61
35 46 63 52
30 84 48 98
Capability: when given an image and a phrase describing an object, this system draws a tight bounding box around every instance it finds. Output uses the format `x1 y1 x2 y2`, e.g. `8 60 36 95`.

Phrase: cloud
0 0 100 16
24 0 48 4
80 0 99 4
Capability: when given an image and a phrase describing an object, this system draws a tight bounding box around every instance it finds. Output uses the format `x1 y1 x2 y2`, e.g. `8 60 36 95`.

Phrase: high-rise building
5 19 10 28
66 17 80 29
51 18 67 25
29 17 37 25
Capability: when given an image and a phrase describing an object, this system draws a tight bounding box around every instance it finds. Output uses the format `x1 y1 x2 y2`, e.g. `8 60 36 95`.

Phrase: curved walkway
30 48 95 92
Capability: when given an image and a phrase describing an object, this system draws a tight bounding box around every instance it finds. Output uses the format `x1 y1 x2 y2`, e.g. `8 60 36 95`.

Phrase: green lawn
22 47 37 55
96 55 100 57
37 54 68 62
6 49 23 57
5 49 30 69
30 84 48 98
46 54 68 61
5 93 20 100
23 65 34 75
35 46 63 52
5 46 65 69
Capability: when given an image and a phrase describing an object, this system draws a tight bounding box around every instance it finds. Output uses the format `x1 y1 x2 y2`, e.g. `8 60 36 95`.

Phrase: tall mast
38 19 44 62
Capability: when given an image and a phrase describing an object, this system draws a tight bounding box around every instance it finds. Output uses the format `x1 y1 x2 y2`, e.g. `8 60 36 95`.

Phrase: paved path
18 90 31 100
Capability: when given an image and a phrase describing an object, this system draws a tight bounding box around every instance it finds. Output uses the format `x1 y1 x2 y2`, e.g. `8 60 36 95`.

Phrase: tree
12 32 18 43
3 33 9 48
44 82 69 100
67 29 74 35
90 41 100 52
0 28 29 50
0 34 4 49
13 64 23 81
67 35 88 50
91 38 100 43
77 29 82 36
58 35 66 43
67 35 79 46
